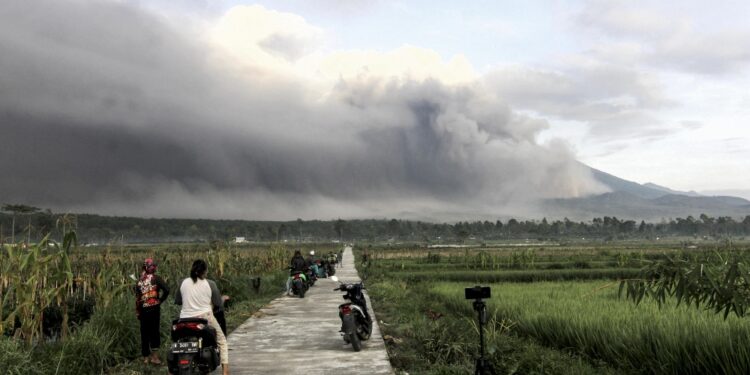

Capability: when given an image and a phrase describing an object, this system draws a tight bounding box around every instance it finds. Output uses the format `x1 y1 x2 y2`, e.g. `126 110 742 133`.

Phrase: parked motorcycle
289 269 309 298
330 276 372 351
167 317 220 375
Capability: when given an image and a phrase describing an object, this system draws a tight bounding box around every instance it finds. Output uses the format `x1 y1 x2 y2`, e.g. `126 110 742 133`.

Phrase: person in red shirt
134 258 170 365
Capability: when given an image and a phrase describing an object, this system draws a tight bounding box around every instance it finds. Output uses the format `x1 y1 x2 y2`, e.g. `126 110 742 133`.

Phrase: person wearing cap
134 258 170 365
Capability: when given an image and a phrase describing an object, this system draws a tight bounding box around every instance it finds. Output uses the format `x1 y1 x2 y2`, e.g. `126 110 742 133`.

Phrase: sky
1 0 749 219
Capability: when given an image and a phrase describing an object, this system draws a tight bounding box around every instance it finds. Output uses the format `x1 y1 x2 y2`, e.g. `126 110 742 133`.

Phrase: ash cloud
0 0 606 220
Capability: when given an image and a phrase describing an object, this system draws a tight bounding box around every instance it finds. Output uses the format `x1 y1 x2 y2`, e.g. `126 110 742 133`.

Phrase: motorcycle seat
171 318 218 347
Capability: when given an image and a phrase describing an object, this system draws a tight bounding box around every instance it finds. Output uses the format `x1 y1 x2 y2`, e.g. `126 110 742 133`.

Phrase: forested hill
1 211 750 244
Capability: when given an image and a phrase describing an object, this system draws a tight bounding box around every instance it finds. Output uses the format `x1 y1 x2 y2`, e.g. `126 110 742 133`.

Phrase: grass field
362 242 750 375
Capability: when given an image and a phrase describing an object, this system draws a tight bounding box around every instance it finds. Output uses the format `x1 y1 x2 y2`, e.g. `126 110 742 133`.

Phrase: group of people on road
133 249 342 374
133 258 230 375
286 249 339 295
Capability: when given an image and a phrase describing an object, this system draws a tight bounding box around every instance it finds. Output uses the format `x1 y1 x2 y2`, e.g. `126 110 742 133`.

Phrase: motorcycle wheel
299 289 305 298
350 332 362 352
358 325 371 341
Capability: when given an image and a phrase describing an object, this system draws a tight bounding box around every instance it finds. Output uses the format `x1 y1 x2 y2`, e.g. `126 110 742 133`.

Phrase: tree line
2 204 750 244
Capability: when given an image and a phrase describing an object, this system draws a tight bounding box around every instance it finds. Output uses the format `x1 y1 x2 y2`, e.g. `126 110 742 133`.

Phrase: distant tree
2 204 40 243
334 218 346 241
35 209 56 237
387 219 400 238
278 223 288 241
506 218 519 236
494 220 503 231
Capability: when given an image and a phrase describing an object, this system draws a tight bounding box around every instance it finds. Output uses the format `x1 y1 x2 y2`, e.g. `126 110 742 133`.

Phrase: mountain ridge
544 167 750 220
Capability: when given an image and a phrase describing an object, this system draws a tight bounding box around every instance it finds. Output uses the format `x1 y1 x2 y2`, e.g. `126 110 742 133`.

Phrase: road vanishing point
216 246 394 375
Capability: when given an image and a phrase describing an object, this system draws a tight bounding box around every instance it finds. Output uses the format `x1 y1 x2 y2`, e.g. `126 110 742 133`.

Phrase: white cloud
211 5 324 74
576 1 750 75
482 59 673 141
211 5 477 91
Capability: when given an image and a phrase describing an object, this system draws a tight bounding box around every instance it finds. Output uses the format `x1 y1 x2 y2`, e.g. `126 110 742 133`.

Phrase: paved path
218 247 393 375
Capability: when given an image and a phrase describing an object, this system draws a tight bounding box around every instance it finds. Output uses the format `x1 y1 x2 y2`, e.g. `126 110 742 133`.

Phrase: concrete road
218 247 394 375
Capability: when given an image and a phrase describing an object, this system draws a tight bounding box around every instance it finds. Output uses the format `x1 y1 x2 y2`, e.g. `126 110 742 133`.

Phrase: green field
362 242 750 375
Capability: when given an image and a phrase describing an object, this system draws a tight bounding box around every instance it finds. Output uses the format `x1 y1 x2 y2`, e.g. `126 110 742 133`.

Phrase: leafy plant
620 251 750 319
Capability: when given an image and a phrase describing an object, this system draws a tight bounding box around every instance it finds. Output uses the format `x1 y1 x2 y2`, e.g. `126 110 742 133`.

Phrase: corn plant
0 232 74 344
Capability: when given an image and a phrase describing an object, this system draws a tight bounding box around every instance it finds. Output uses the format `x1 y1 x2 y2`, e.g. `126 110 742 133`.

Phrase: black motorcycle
305 267 317 287
167 318 220 375
289 268 309 298
331 276 372 351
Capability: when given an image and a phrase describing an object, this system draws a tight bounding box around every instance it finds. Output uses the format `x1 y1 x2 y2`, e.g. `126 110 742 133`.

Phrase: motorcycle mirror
330 276 339 283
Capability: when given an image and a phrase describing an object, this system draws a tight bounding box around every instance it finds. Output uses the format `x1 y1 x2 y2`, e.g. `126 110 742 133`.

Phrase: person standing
175 259 230 375
134 258 170 365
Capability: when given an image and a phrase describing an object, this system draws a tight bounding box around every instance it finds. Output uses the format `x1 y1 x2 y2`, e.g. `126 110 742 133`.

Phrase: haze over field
1 1 749 220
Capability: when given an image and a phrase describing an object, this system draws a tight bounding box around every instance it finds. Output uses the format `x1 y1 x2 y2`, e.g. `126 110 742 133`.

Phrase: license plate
171 341 199 354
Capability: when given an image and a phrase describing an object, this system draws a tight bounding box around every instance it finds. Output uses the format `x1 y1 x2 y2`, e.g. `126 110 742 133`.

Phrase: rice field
362 242 750 375
433 281 750 374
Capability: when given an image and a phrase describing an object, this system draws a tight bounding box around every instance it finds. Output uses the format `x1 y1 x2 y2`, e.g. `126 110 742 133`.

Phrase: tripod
473 299 496 375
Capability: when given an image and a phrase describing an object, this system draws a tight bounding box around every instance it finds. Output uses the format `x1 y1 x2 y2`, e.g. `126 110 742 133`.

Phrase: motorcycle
330 276 372 352
325 259 336 276
167 317 220 375
289 269 309 298
305 267 318 287
315 259 328 278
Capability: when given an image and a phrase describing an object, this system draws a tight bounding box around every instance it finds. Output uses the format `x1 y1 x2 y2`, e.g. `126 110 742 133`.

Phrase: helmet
143 258 157 274
309 250 315 256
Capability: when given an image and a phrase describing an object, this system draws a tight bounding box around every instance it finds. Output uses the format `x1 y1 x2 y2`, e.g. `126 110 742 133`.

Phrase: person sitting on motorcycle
286 250 307 295
306 250 322 280
306 250 315 266
134 258 169 365
174 259 230 375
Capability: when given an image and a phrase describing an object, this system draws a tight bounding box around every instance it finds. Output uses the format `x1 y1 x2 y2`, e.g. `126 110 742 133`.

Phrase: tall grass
432 281 750 374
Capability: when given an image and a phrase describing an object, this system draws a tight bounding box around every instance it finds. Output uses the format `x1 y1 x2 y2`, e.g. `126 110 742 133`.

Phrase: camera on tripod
465 286 491 300
465 285 496 375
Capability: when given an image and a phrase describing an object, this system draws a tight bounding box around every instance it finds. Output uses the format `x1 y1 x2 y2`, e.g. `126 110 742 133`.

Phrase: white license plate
171 341 199 354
